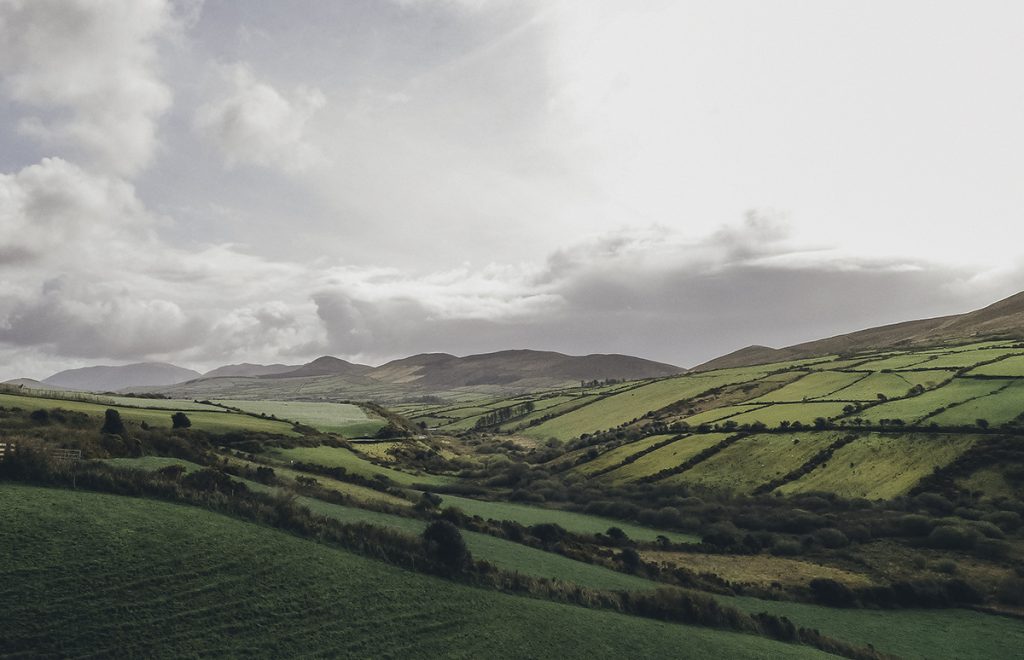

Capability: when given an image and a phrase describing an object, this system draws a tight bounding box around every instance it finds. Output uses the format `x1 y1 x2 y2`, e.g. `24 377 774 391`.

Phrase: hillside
370 350 684 388
266 355 375 379
694 290 1024 371
0 485 828 660
202 363 301 378
43 362 201 392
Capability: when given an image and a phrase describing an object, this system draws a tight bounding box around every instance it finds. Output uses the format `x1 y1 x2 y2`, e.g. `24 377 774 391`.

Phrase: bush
171 412 191 429
101 409 125 435
927 525 978 550
422 520 470 572
809 578 856 607
813 527 849 549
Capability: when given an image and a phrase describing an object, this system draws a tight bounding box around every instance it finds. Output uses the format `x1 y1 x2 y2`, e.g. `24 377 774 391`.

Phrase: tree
422 520 470 572
101 409 125 435
171 412 191 429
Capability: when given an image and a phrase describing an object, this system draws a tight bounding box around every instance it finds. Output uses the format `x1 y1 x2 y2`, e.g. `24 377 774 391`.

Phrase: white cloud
194 63 326 172
0 0 180 175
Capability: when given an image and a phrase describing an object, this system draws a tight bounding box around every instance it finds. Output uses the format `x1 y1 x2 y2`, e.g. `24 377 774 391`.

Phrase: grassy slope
855 378 1009 424
0 393 298 436
818 371 952 401
523 374 752 441
663 432 842 494
724 402 852 426
603 434 732 483
435 493 700 544
968 354 1024 376
268 445 454 487
777 433 979 499
749 371 867 403
723 595 1024 660
927 379 1024 426
216 399 386 436
572 434 676 476
0 484 827 660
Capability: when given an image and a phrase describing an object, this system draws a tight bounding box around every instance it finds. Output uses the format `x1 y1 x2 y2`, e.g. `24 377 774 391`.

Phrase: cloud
0 0 181 175
194 63 326 172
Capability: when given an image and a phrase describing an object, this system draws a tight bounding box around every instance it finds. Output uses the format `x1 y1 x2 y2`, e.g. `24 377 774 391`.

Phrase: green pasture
0 484 825 659
926 379 1024 426
853 378 1009 424
601 434 732 484
820 370 952 401
777 433 979 499
749 371 867 403
215 399 385 436
967 354 1024 377
660 432 842 494
267 445 454 487
572 434 677 476
722 401 852 427
0 392 299 436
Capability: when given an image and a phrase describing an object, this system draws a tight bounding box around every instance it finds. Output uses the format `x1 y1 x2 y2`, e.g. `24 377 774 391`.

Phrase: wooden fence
0 441 13 461
0 443 82 462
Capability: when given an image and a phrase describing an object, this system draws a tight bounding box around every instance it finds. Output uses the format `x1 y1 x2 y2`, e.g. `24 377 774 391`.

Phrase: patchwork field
776 433 980 499
967 354 1024 377
722 401 852 427
572 434 677 476
599 434 732 483
854 378 1010 424
658 432 843 494
927 379 1024 426
267 445 453 487
820 370 953 401
749 371 867 403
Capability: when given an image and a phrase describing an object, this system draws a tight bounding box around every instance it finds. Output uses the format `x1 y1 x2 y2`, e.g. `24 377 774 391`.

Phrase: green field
819 371 952 401
601 434 732 483
107 396 226 411
854 378 1009 424
722 594 1024 660
723 401 852 427
967 354 1024 377
911 348 1021 370
267 445 454 487
749 371 867 403
298 497 659 592
926 379 1024 426
435 493 700 543
0 393 299 436
852 354 937 370
216 399 385 436
572 434 677 476
0 484 826 659
659 433 842 494
523 374 753 441
777 433 979 499
680 404 770 426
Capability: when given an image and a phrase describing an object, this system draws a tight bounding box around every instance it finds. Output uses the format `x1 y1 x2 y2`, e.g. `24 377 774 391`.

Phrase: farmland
1 485 824 660
215 399 385 436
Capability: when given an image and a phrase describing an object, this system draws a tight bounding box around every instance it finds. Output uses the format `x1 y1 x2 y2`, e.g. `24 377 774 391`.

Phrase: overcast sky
3 0 1024 380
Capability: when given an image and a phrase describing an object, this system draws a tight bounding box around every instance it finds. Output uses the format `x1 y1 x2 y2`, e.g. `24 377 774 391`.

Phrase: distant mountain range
693 289 1024 371
24 289 1024 396
41 363 202 392
30 350 683 394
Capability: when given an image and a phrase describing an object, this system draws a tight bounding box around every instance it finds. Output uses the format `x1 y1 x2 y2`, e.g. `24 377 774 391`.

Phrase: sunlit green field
599 434 732 483
216 399 385 436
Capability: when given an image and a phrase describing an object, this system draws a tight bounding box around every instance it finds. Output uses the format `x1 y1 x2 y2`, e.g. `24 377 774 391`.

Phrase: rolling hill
694 290 1024 371
202 363 301 378
43 362 201 392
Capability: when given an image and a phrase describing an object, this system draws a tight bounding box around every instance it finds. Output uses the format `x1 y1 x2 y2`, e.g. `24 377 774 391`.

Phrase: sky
2 0 1024 380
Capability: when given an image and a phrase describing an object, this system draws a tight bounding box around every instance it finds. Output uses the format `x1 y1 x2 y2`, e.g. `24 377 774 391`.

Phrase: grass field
854 378 1010 424
298 497 660 592
644 551 876 589
434 493 700 543
659 433 842 494
749 371 867 403
266 445 454 487
722 401 852 427
910 348 1022 370
572 434 677 476
522 374 752 441
967 354 1024 377
721 594 1024 660
819 371 951 401
0 484 827 659
852 354 938 370
777 433 979 499
0 393 299 436
601 434 732 483
215 399 385 436
680 404 770 426
106 396 226 411
927 379 1024 426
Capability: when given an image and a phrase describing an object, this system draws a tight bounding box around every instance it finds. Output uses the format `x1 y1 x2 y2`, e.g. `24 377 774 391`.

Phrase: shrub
809 578 856 607
101 409 125 435
927 525 978 550
422 520 470 572
813 527 850 549
171 412 191 429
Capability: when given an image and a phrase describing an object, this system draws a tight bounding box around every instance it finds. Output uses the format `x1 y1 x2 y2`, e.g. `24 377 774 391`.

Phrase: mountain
203 363 301 378
369 350 684 388
693 290 1024 371
1 378 70 391
265 356 374 379
43 363 202 392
